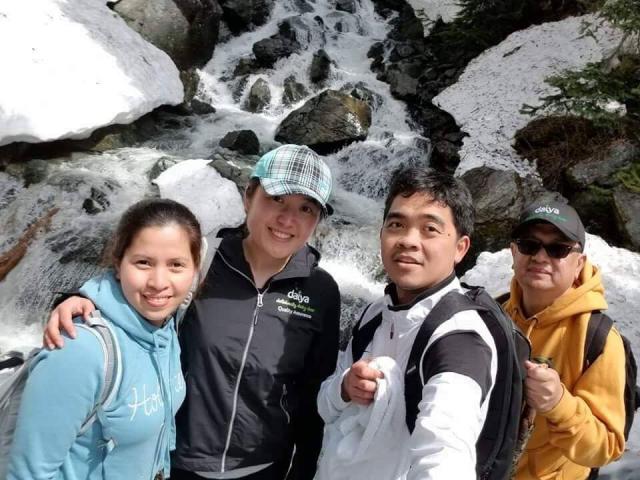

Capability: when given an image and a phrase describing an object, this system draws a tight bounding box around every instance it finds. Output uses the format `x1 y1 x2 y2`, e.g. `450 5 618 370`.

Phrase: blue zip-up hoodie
8 271 185 480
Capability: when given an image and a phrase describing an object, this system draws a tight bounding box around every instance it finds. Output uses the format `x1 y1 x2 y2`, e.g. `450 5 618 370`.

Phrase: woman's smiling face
117 224 196 326
243 184 321 262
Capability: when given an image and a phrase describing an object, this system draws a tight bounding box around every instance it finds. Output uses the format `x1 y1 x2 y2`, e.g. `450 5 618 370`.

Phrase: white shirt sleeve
407 372 487 480
317 347 353 424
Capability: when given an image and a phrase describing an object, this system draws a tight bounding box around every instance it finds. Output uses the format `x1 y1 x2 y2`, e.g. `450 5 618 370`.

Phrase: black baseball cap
512 200 585 249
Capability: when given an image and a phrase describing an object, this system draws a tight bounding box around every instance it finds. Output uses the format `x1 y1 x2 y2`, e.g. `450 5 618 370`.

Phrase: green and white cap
251 144 334 216
512 199 586 249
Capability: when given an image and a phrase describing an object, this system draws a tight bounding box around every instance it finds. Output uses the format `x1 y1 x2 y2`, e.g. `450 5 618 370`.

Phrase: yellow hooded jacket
504 260 626 480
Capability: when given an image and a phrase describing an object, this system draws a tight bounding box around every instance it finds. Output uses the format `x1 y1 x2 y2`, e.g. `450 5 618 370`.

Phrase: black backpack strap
494 292 511 305
584 311 613 371
350 305 381 363
405 290 487 432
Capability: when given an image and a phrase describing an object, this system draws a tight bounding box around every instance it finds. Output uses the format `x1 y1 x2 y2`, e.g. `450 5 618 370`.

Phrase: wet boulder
114 0 222 70
336 0 357 14
252 17 310 68
275 90 371 153
459 166 561 273
310 49 331 84
340 82 383 110
613 186 640 251
244 78 271 113
219 0 274 33
562 139 640 248
282 76 309 106
565 140 639 190
220 130 260 155
208 148 260 191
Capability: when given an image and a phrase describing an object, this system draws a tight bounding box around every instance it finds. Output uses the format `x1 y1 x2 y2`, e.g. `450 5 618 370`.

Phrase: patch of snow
153 159 246 237
433 15 623 176
0 0 183 147
407 0 462 35
462 233 640 464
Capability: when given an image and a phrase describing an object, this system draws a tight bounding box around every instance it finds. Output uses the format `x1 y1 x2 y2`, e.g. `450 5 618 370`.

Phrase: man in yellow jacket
504 200 626 480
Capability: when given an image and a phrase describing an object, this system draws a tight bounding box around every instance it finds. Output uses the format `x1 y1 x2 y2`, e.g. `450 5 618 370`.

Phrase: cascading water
0 0 430 351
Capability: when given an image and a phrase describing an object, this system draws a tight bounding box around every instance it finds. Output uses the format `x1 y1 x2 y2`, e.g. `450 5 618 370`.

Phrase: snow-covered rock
407 0 462 35
433 15 624 176
153 159 246 237
0 0 184 147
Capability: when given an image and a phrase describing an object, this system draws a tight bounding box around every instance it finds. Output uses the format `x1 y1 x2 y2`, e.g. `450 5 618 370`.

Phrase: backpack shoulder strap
494 292 511 305
405 290 487 432
351 304 380 363
584 311 613 371
77 310 122 436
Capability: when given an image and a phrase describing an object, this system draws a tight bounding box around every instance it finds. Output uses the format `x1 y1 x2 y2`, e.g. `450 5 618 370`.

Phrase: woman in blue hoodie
8 198 201 480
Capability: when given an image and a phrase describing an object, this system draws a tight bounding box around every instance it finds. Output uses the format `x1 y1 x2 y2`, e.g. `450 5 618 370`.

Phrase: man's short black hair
383 167 475 238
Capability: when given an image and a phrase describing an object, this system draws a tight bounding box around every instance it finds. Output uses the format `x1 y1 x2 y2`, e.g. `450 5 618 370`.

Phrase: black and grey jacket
172 229 341 479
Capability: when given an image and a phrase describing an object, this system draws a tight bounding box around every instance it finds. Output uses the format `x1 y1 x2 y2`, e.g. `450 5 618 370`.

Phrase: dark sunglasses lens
545 243 573 259
517 239 541 255
517 239 575 259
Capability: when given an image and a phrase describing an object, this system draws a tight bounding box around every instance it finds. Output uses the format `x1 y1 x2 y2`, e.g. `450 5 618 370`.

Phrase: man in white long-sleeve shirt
317 167 497 480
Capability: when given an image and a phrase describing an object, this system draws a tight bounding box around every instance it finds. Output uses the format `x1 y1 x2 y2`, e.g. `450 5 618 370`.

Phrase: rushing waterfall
0 0 430 352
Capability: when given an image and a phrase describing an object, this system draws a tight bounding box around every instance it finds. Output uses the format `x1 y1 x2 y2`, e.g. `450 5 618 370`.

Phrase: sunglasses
515 238 582 259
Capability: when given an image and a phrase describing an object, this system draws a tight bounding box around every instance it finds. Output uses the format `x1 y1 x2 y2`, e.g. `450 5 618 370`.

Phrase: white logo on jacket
127 375 184 421
287 289 310 304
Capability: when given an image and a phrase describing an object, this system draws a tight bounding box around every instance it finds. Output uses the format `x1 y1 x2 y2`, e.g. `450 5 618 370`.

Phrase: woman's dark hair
383 167 475 238
106 198 202 268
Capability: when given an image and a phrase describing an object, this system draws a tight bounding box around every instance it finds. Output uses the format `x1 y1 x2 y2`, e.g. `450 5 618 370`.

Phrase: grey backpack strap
78 310 122 436
176 232 221 331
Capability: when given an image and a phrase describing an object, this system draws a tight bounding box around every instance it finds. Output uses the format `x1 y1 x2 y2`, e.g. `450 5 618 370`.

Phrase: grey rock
191 99 216 115
23 159 50 187
386 69 418 98
336 0 357 14
252 17 309 68
342 81 383 110
310 49 331 84
220 130 260 155
233 57 260 76
459 166 562 273
82 187 110 215
180 68 200 106
293 0 315 13
566 140 640 189
275 90 371 153
613 186 640 250
148 156 180 181
253 36 300 68
244 78 271 113
220 0 274 33
283 76 309 106
208 149 259 190
114 0 222 70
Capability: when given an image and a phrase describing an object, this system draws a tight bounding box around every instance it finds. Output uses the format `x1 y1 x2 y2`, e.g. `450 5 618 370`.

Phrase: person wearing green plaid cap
43 144 342 480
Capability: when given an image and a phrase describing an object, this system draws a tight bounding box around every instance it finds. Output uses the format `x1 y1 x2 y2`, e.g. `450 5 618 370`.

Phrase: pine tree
521 0 640 132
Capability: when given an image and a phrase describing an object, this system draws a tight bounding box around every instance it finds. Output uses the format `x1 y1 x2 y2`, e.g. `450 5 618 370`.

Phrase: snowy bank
0 0 183 147
407 0 462 34
433 15 623 176
153 159 246 236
